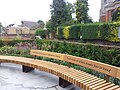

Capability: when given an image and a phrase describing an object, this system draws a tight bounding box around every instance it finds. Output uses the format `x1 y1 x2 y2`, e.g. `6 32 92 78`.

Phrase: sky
0 0 101 26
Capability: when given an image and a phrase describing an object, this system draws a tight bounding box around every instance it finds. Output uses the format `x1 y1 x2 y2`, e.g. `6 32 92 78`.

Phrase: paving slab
0 63 81 90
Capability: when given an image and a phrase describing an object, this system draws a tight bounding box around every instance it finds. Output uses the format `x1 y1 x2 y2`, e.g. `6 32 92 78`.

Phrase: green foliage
56 22 120 42
37 20 45 28
63 26 70 39
112 7 120 21
81 23 102 39
46 20 53 31
0 39 120 84
76 0 89 23
0 39 4 47
64 2 75 25
35 28 46 38
35 39 120 85
0 46 31 57
57 25 81 40
37 20 44 24
51 0 67 28
0 39 34 46
106 22 120 42
68 25 81 39
35 39 120 67
57 26 64 39
50 0 74 31
0 46 17 55
0 22 3 34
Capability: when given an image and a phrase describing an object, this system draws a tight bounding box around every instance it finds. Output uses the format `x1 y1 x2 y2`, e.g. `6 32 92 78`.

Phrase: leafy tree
50 0 74 29
37 20 45 28
112 7 120 21
35 28 46 38
50 0 75 38
46 20 53 31
76 0 90 23
64 2 76 25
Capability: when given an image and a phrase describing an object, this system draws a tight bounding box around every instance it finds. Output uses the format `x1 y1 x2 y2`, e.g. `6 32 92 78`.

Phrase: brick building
100 0 120 22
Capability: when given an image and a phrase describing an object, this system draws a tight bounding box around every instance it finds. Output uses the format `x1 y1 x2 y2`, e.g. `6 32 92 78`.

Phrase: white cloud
88 0 101 22
0 0 101 26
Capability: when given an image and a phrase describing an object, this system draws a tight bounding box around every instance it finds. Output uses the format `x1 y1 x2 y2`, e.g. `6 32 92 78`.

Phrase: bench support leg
22 65 34 73
59 77 72 88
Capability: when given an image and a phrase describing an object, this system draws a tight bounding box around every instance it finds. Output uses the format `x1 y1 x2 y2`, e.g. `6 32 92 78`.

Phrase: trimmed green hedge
35 39 120 67
57 25 81 40
81 23 101 39
106 22 120 42
57 26 64 39
56 22 120 42
69 25 81 39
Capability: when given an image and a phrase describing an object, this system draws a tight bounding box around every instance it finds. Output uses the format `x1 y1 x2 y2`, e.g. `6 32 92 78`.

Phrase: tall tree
37 20 45 28
50 0 74 38
50 0 74 29
64 2 75 25
76 0 89 23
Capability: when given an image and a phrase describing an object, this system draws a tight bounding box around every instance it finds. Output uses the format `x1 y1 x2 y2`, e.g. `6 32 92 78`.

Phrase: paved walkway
0 63 80 90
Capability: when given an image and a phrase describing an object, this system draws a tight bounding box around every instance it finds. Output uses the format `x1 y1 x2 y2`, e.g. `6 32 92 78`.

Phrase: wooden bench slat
83 79 104 90
105 85 120 90
91 82 112 90
97 84 115 90
80 77 100 88
115 88 120 90
89 81 107 90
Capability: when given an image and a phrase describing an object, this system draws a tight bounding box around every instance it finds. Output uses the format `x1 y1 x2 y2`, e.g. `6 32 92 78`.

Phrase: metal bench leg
22 65 34 73
59 77 72 88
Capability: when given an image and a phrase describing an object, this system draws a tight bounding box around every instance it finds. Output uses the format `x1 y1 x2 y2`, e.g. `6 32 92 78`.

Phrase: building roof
21 21 39 29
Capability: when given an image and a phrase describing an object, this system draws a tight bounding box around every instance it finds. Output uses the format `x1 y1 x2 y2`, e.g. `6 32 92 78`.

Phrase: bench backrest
30 49 120 79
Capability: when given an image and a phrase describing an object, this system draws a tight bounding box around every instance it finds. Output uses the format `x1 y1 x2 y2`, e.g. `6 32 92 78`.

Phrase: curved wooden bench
0 49 120 90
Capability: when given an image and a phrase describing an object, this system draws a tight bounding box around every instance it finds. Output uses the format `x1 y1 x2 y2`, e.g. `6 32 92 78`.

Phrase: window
104 0 107 4
118 27 120 38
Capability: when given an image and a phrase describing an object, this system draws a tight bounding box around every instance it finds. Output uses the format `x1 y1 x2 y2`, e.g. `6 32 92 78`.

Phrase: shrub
63 26 70 39
81 23 102 40
0 39 4 47
1 39 34 46
35 28 46 38
106 22 120 42
36 39 120 67
56 22 120 42
0 46 17 55
0 46 31 58
69 25 81 39
57 26 64 39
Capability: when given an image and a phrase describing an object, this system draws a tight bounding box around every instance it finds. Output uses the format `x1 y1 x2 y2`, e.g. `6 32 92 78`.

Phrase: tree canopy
76 0 90 23
50 0 74 30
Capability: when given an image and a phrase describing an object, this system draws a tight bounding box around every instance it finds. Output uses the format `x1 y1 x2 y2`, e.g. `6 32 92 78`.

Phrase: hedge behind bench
36 39 120 67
